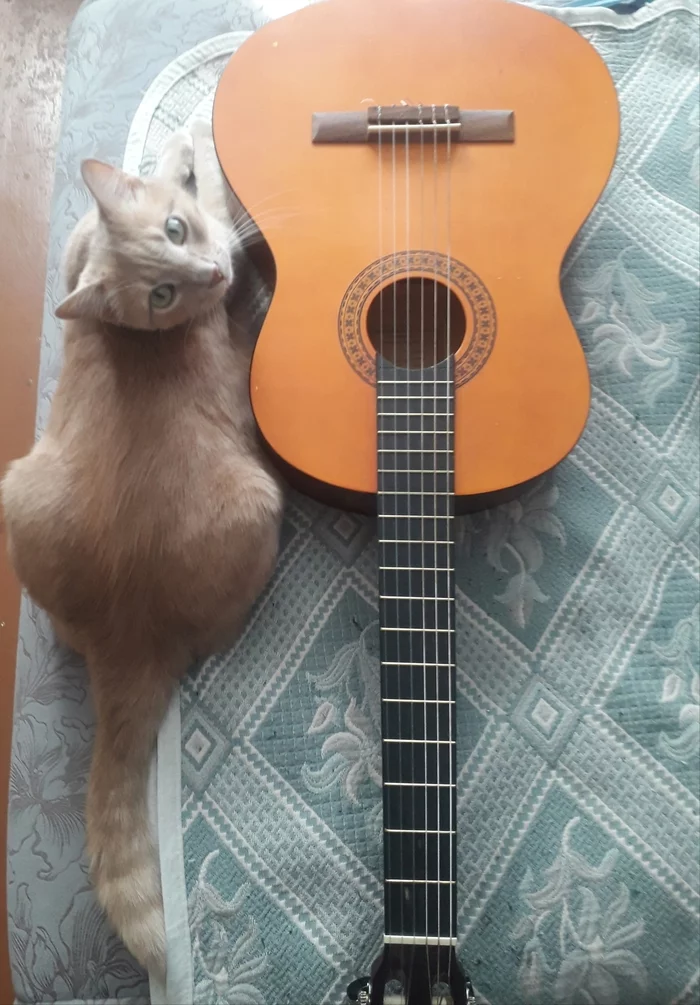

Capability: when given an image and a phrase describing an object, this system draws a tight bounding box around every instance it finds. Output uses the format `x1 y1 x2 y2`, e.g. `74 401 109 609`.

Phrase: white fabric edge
534 0 698 25
123 30 252 175
117 0 697 999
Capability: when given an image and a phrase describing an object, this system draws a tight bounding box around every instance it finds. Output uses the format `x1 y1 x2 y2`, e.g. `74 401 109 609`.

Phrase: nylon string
445 102 454 1000
431 103 442 979
404 113 418 1001
419 103 432 994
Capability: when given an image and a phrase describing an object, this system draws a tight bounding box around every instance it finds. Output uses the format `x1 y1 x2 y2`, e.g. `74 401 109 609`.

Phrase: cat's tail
86 654 177 980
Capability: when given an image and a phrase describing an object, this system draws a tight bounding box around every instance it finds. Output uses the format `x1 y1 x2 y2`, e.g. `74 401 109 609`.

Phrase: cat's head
55 160 233 330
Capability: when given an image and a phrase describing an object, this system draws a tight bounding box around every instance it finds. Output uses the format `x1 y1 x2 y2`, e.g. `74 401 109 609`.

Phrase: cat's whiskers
229 189 298 225
226 210 301 252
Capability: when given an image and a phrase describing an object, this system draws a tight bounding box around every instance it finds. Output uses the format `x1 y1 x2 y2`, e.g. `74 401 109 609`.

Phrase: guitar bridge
312 104 514 144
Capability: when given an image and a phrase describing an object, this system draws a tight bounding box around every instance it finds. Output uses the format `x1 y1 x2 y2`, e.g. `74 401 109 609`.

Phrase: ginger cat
1 124 283 977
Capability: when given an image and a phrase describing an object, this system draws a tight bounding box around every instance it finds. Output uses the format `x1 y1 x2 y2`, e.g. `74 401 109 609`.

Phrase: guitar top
214 0 618 506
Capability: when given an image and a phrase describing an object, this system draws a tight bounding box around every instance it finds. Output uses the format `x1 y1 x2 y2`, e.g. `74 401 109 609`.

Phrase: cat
1 123 284 978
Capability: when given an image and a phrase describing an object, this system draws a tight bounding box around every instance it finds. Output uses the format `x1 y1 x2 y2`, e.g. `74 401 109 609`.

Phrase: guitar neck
377 356 458 945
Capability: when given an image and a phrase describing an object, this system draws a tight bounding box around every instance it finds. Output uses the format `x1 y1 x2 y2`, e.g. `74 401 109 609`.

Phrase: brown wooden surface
214 0 619 500
0 1 82 1000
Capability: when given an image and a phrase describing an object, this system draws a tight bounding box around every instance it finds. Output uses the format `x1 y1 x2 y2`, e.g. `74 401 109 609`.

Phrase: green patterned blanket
131 3 699 1002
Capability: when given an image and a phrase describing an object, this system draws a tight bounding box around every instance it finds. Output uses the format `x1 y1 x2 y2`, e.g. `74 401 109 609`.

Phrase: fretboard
377 356 458 945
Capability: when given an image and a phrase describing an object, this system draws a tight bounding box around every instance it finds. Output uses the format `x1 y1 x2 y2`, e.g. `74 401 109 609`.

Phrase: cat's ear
55 279 106 321
81 159 143 218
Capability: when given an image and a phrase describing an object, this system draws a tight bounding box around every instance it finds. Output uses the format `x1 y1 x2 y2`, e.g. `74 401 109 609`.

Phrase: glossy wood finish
213 0 619 501
0 1 82 998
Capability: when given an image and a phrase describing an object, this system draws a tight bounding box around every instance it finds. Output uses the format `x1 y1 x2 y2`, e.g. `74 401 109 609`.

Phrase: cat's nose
208 265 225 288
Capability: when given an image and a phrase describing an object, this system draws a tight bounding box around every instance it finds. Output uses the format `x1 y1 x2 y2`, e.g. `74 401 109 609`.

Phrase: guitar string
404 112 418 999
419 102 431 993
377 104 391 964
391 113 407 962
445 102 455 1001
432 102 442 980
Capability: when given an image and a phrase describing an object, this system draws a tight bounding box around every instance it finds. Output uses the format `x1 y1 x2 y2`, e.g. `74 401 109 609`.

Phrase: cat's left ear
55 278 106 321
81 160 144 219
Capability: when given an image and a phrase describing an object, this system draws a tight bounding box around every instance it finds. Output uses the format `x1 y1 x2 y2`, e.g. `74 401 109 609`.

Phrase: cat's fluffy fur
1 124 283 976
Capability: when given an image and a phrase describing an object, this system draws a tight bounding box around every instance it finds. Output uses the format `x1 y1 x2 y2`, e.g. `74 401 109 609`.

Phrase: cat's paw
95 855 167 979
189 116 214 145
160 129 195 187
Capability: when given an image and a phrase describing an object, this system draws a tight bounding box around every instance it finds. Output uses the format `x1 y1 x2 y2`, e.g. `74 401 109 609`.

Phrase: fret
384 783 453 831
379 488 452 500
379 504 452 520
380 569 451 598
381 594 451 600
377 543 452 569
382 662 453 699
380 629 453 666
384 782 454 787
385 879 455 884
379 395 451 406
378 447 452 454
377 377 453 383
384 936 458 946
383 739 453 784
379 513 452 526
382 695 453 699
379 525 453 543
378 424 452 438
378 431 452 452
385 832 455 882
379 511 452 526
379 598 451 632
383 738 455 744
378 414 451 433
378 410 452 416
379 565 451 571
380 539 452 545
381 627 452 633
384 828 455 834
378 471 451 493
383 699 451 740
378 495 452 520
377 391 453 397
385 881 456 938
382 664 452 670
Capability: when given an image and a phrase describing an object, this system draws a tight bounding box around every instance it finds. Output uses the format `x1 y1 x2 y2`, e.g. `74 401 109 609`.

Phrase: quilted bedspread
8 1 699 1004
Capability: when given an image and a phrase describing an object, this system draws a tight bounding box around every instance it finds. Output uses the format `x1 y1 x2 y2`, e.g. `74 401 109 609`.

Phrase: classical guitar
213 0 618 1000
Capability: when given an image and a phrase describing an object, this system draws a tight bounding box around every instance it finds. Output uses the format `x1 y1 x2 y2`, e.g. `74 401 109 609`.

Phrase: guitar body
213 0 618 507
214 3 619 1000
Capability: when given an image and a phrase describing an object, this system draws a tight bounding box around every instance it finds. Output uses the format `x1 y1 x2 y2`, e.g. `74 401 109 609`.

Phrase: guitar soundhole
366 277 466 370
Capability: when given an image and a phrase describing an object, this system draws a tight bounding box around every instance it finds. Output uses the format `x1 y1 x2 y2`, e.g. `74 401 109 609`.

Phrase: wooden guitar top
213 0 619 502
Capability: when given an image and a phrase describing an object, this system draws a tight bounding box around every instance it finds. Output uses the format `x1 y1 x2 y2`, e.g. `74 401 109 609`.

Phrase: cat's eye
165 216 187 245
150 284 175 310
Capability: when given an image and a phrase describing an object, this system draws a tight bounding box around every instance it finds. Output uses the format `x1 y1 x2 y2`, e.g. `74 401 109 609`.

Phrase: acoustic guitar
213 0 618 1000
